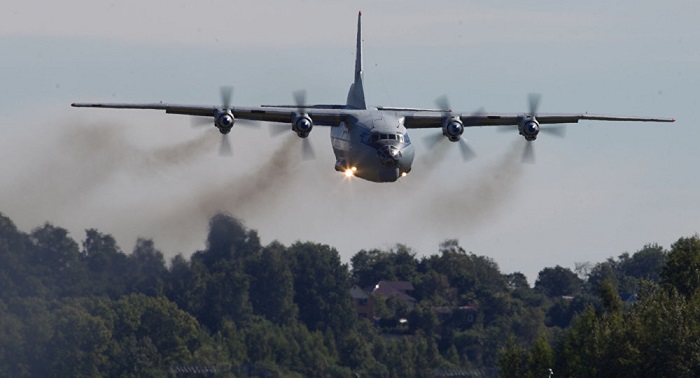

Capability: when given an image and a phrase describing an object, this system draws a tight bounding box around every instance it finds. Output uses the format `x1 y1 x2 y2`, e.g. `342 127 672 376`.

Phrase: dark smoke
418 139 524 233
144 133 307 251
2 121 216 240
59 123 216 178
195 133 302 217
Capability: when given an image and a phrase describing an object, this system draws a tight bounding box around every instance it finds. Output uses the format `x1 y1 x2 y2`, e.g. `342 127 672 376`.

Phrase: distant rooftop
350 285 369 299
372 280 416 302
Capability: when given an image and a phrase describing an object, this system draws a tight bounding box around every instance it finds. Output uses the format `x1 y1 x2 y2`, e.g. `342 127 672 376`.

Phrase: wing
402 112 675 129
70 102 350 127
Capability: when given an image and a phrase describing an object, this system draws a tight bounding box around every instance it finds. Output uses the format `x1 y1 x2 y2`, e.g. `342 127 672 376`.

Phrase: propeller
294 89 307 113
219 134 233 156
296 90 316 160
189 86 261 156
217 86 234 156
301 138 316 160
498 93 566 163
522 141 535 164
422 95 476 162
435 94 451 117
521 93 539 163
269 90 316 160
528 92 540 118
294 90 315 160
220 85 233 110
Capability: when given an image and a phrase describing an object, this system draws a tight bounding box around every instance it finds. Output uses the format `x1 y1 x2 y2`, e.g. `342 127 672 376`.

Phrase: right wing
402 111 675 129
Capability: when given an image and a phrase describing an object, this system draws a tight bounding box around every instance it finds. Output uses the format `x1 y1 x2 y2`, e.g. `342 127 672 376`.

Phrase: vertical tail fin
346 11 367 109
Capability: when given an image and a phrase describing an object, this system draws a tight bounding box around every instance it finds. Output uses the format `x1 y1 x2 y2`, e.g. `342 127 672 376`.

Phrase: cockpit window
370 132 406 143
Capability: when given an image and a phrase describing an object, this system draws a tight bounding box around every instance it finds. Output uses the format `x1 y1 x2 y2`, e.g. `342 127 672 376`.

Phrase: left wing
70 102 351 127
402 112 675 128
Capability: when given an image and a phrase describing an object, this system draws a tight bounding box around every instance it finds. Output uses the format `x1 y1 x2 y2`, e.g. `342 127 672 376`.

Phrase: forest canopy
0 211 698 377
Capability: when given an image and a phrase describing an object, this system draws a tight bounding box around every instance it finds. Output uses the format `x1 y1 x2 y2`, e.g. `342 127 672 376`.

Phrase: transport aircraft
73 12 674 183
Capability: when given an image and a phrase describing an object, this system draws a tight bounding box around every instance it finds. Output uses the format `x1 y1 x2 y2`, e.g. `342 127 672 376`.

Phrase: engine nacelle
519 119 540 141
292 114 313 138
215 110 234 134
442 117 464 142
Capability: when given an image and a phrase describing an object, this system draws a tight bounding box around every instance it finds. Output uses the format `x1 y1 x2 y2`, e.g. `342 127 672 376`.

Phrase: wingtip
359 10 362 16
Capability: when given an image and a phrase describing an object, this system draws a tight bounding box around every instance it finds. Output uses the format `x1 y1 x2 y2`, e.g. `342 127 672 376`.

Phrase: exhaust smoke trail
419 139 525 234
1 122 216 243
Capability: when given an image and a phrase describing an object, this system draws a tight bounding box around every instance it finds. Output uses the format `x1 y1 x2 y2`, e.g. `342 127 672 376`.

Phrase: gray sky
1 0 697 283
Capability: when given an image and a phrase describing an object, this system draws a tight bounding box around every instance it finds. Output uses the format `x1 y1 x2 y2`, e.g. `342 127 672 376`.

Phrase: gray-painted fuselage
331 111 414 182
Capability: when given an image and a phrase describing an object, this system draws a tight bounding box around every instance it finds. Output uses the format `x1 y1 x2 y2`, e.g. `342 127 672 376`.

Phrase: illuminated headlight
345 169 355 177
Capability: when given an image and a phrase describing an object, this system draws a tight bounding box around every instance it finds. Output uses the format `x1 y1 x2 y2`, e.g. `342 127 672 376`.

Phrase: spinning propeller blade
422 95 476 162
522 141 535 163
269 90 316 160
498 93 567 163
219 134 232 156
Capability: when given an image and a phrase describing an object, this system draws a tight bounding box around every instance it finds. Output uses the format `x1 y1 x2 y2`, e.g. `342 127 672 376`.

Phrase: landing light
344 169 355 177
401 172 407 177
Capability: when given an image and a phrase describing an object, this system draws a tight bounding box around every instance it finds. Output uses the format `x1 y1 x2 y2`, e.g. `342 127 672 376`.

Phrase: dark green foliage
351 244 419 289
622 244 667 282
587 244 668 297
1 210 699 376
287 242 355 333
82 228 130 297
662 235 700 298
535 265 582 297
556 284 700 377
128 238 167 296
498 336 526 378
246 243 298 325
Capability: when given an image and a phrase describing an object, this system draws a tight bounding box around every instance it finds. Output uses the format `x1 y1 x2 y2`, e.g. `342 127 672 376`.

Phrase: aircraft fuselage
330 110 415 182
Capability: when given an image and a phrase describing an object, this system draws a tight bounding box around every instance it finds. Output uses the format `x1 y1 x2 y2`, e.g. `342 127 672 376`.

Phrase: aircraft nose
378 145 401 167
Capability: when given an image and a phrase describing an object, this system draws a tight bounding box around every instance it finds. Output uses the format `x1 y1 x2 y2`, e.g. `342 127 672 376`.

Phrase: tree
128 238 166 296
47 304 112 377
112 294 203 367
621 243 666 282
506 272 530 291
526 334 553 378
199 260 253 331
0 213 32 300
82 229 129 298
350 245 419 289
535 266 582 297
287 242 355 333
30 223 82 297
414 270 455 305
662 235 700 298
599 279 622 314
499 336 526 377
198 213 260 268
246 243 298 325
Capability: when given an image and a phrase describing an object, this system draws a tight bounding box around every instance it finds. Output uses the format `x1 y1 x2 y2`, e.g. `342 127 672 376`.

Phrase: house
350 285 374 319
372 280 416 309
350 280 417 320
